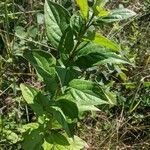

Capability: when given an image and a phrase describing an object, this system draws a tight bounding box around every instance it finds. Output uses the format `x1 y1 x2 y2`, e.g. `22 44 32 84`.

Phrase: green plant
19 0 136 149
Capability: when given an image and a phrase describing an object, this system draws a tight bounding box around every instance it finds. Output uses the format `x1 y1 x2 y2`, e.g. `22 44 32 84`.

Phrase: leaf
51 136 87 150
68 79 109 106
97 7 110 17
44 0 70 48
45 131 70 146
76 0 89 19
50 106 72 137
70 14 85 36
93 0 109 15
84 33 119 51
94 57 131 65
20 84 51 116
75 42 130 68
56 66 81 87
20 84 38 105
22 129 44 150
100 8 136 22
58 26 74 54
56 99 78 119
67 136 88 150
20 84 45 116
76 42 114 57
76 52 121 68
78 105 100 111
23 50 58 95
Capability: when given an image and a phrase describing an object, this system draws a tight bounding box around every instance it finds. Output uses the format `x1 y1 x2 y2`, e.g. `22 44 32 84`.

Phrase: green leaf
20 84 38 105
20 84 45 116
76 0 89 19
20 84 51 116
78 105 100 111
44 0 70 48
56 66 81 87
70 14 85 36
22 129 44 150
56 99 78 119
97 7 110 17
100 8 136 22
50 106 72 137
23 50 58 95
58 26 74 54
93 0 109 15
68 79 109 106
75 42 129 68
45 131 70 146
67 136 88 150
84 32 119 51
94 57 131 65
50 136 87 150
76 52 121 68
76 42 114 57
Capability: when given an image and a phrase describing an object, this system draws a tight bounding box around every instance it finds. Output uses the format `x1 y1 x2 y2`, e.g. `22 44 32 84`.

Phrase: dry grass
78 110 150 150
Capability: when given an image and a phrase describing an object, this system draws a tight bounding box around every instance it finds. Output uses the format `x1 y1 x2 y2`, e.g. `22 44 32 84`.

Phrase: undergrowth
0 0 150 150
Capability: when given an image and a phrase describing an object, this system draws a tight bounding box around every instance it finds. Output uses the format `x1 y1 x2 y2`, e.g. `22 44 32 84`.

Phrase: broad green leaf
45 131 70 146
76 0 89 19
20 84 45 116
70 14 85 36
75 42 129 68
58 26 74 54
78 105 100 111
76 52 121 68
22 129 44 150
84 33 119 51
51 136 87 150
23 50 58 95
68 79 109 106
56 66 81 87
76 42 114 57
94 57 130 65
100 8 136 23
67 136 88 150
44 0 70 48
20 84 51 116
20 84 38 105
56 99 78 119
50 106 72 137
